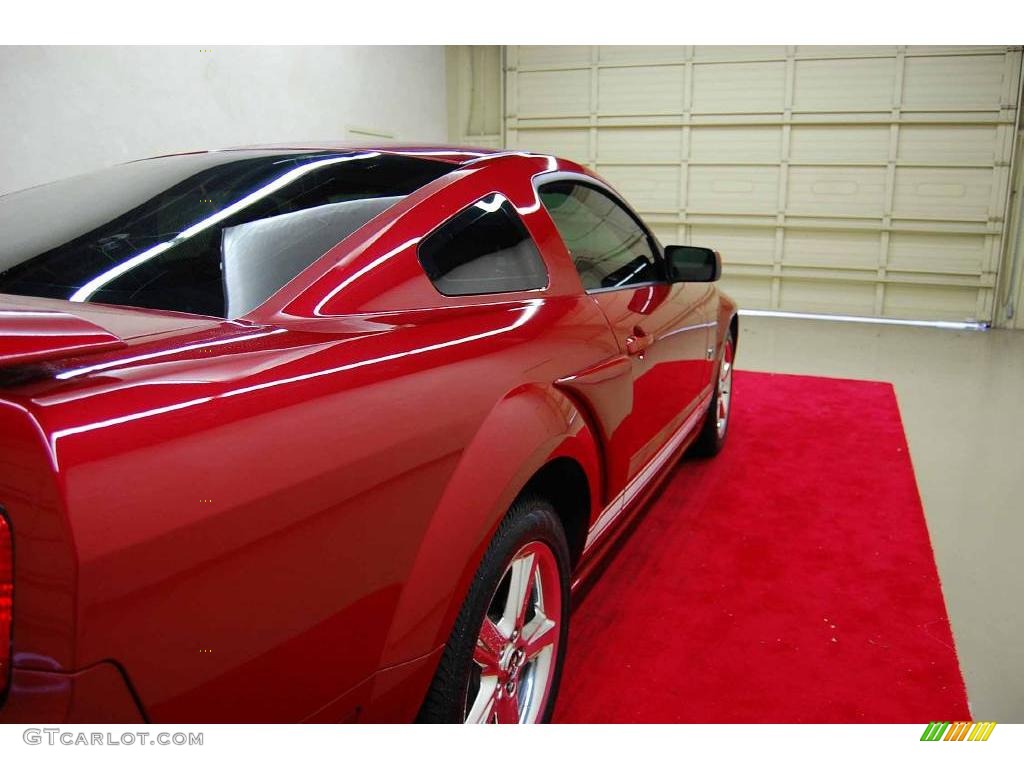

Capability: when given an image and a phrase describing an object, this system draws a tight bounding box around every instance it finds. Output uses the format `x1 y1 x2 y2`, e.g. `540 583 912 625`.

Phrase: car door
538 178 712 487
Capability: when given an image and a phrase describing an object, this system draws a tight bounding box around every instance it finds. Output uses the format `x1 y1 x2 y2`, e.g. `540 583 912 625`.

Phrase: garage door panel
796 45 900 57
517 46 590 69
692 61 786 113
783 230 881 270
888 232 988 274
597 165 679 211
517 70 590 117
902 54 1006 109
883 284 980 320
897 125 997 166
906 46 993 55
790 125 890 164
780 279 877 315
690 225 775 265
598 46 687 65
512 128 590 160
505 46 1019 322
689 166 779 214
718 274 773 307
597 127 680 163
598 66 685 115
892 167 994 220
787 166 888 217
690 126 781 163
693 46 788 61
793 58 895 111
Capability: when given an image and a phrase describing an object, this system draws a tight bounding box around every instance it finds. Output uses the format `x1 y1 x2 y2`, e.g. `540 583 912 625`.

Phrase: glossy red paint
0 509 11 700
0 143 737 723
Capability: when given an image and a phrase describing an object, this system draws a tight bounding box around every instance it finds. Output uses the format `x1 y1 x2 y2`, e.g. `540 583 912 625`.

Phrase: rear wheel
691 329 734 457
417 495 570 723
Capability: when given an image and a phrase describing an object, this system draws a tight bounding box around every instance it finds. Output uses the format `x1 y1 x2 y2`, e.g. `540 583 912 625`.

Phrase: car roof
217 141 507 166
131 142 595 181
135 142 599 173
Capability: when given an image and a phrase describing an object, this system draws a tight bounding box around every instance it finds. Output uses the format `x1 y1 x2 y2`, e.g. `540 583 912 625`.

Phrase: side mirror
665 245 721 283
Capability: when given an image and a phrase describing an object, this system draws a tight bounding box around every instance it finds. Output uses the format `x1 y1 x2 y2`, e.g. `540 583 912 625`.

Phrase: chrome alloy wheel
715 336 734 439
464 541 562 723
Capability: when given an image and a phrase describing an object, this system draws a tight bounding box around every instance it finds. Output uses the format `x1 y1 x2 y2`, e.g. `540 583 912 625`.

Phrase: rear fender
378 382 600 668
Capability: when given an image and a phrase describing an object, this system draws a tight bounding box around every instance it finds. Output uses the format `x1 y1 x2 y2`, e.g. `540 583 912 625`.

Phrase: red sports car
0 143 736 723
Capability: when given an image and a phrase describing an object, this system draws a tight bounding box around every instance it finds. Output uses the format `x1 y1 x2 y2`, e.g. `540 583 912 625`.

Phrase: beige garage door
504 46 1022 323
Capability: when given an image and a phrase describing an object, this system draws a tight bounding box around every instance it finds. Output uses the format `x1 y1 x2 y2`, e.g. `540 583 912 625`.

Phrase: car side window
539 181 661 292
418 193 548 296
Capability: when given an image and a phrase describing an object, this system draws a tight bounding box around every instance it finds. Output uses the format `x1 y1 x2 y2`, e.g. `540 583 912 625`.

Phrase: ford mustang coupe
0 143 736 724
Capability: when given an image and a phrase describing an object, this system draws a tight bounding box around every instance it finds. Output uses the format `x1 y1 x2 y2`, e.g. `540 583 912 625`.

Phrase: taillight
0 510 11 700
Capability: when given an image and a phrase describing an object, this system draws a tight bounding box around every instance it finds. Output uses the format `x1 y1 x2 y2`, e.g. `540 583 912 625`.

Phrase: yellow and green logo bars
920 721 997 741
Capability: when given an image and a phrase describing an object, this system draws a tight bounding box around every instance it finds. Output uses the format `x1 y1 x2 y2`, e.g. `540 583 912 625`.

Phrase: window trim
416 192 550 298
532 171 667 294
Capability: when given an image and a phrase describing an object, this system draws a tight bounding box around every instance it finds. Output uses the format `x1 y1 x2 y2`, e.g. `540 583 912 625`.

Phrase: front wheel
690 329 735 457
417 495 571 723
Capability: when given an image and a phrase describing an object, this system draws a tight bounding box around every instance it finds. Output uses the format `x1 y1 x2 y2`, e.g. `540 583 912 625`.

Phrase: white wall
446 46 503 148
0 46 448 195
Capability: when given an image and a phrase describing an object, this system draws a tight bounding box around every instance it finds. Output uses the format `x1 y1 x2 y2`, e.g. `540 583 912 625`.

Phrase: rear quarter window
418 194 548 296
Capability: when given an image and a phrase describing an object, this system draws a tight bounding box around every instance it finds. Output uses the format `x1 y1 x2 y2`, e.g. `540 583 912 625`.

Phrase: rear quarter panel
9 295 615 722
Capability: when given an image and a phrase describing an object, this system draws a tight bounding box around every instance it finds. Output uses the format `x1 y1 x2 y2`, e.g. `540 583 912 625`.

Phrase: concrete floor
736 315 1024 722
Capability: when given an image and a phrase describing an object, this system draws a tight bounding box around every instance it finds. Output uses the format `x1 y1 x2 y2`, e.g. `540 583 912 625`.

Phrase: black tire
417 494 571 723
690 329 735 458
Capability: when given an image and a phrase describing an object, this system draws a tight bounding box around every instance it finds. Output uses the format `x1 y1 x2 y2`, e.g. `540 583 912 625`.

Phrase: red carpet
554 371 969 723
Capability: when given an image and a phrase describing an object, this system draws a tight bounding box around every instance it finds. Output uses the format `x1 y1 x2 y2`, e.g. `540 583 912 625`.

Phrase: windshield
0 150 453 318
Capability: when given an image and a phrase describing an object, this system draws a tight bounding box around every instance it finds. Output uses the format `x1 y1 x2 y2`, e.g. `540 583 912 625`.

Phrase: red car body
0 144 736 722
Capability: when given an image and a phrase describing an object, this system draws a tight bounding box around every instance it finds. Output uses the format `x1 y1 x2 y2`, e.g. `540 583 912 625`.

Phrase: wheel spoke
501 553 536 633
474 617 504 674
521 611 557 660
465 676 499 724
